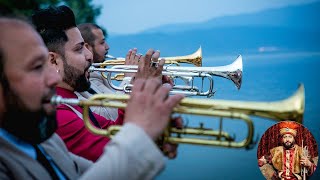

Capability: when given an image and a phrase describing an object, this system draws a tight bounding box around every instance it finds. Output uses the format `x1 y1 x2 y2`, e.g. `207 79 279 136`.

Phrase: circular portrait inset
257 121 318 180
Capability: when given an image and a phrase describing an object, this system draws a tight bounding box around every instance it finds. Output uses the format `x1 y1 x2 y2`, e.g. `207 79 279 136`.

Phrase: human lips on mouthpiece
42 93 56 113
84 64 91 80
86 70 90 79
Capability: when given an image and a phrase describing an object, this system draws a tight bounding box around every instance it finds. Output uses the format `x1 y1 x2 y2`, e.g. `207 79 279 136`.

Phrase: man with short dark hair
32 5 179 162
0 16 183 179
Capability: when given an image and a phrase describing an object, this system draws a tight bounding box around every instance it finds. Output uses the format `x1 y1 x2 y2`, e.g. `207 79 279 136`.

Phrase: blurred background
1 0 319 179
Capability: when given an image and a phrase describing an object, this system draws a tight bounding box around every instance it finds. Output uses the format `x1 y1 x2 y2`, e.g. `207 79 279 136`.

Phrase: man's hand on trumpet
125 78 183 140
159 116 183 159
133 49 174 85
124 48 140 77
135 49 164 80
300 156 312 168
125 48 184 159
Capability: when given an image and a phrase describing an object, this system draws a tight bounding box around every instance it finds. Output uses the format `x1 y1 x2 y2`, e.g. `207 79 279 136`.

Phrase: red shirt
55 87 124 162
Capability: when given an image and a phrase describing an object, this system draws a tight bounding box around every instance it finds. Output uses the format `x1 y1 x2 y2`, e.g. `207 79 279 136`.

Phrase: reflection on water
157 52 320 180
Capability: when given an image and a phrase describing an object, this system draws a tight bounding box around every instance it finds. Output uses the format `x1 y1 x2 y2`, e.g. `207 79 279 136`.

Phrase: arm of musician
122 49 169 90
162 75 174 85
79 123 164 180
124 48 140 78
69 152 93 175
258 155 278 180
300 156 318 175
158 116 183 159
135 49 164 82
135 49 182 159
80 78 183 179
258 156 267 167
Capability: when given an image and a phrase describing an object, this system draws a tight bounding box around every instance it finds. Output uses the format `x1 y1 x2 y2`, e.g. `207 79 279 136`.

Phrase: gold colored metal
111 74 125 81
51 84 304 149
94 46 203 67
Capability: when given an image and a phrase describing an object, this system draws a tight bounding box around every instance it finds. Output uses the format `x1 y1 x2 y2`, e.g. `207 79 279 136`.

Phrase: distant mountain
142 2 320 34
107 2 320 57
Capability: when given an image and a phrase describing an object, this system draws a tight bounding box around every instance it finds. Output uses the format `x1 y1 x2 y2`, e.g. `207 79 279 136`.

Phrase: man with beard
76 23 136 121
32 5 180 162
0 17 183 179
258 121 317 180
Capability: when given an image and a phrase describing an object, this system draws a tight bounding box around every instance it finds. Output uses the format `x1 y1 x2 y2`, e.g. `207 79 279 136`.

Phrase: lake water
157 51 320 180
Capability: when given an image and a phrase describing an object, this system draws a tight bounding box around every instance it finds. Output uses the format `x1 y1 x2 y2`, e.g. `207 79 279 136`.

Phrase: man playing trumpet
258 121 318 180
0 16 183 179
77 23 140 121
31 5 181 162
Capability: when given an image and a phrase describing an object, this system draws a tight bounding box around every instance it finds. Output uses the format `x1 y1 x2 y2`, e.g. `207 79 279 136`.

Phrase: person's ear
48 52 59 65
48 52 61 72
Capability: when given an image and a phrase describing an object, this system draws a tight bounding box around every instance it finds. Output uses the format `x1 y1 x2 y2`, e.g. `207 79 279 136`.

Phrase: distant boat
258 46 279 53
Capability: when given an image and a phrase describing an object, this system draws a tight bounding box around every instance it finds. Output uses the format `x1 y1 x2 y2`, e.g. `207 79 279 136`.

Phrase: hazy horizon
92 0 320 35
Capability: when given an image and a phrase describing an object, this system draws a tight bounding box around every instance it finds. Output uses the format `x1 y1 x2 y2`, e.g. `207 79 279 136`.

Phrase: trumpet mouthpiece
50 95 62 105
50 95 80 105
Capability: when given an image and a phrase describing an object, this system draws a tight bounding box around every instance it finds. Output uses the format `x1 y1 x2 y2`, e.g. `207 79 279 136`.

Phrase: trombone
89 55 243 97
95 46 202 67
51 84 305 149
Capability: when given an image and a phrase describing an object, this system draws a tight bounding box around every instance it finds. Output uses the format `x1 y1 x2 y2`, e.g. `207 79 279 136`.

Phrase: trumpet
89 55 243 97
51 84 305 149
96 46 202 67
301 140 309 180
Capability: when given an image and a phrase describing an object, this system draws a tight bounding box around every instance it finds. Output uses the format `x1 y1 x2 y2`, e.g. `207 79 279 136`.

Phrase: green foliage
0 0 101 23
63 0 101 24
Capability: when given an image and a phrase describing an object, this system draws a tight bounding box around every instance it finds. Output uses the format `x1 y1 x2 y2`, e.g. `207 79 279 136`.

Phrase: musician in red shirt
32 5 179 162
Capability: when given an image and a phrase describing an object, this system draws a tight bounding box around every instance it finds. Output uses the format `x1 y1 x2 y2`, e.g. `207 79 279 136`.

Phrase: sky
92 0 319 35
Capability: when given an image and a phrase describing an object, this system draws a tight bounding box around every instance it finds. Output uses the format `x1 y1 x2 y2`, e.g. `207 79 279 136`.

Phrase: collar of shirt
0 128 36 159
56 86 78 98
0 128 67 179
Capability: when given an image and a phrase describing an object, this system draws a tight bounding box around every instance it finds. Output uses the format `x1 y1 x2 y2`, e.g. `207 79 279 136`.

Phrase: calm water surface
157 52 320 180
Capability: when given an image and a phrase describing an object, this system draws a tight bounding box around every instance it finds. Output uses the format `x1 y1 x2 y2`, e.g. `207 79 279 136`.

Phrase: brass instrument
96 46 202 67
96 47 202 87
89 55 243 97
51 84 305 149
301 140 309 180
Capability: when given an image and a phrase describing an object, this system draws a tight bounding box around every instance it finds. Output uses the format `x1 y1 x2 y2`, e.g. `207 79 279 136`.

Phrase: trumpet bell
165 46 202 67
178 83 304 123
163 54 243 90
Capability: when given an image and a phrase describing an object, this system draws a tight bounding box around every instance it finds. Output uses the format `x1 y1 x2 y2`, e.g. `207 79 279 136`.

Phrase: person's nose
84 45 93 63
105 42 110 51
